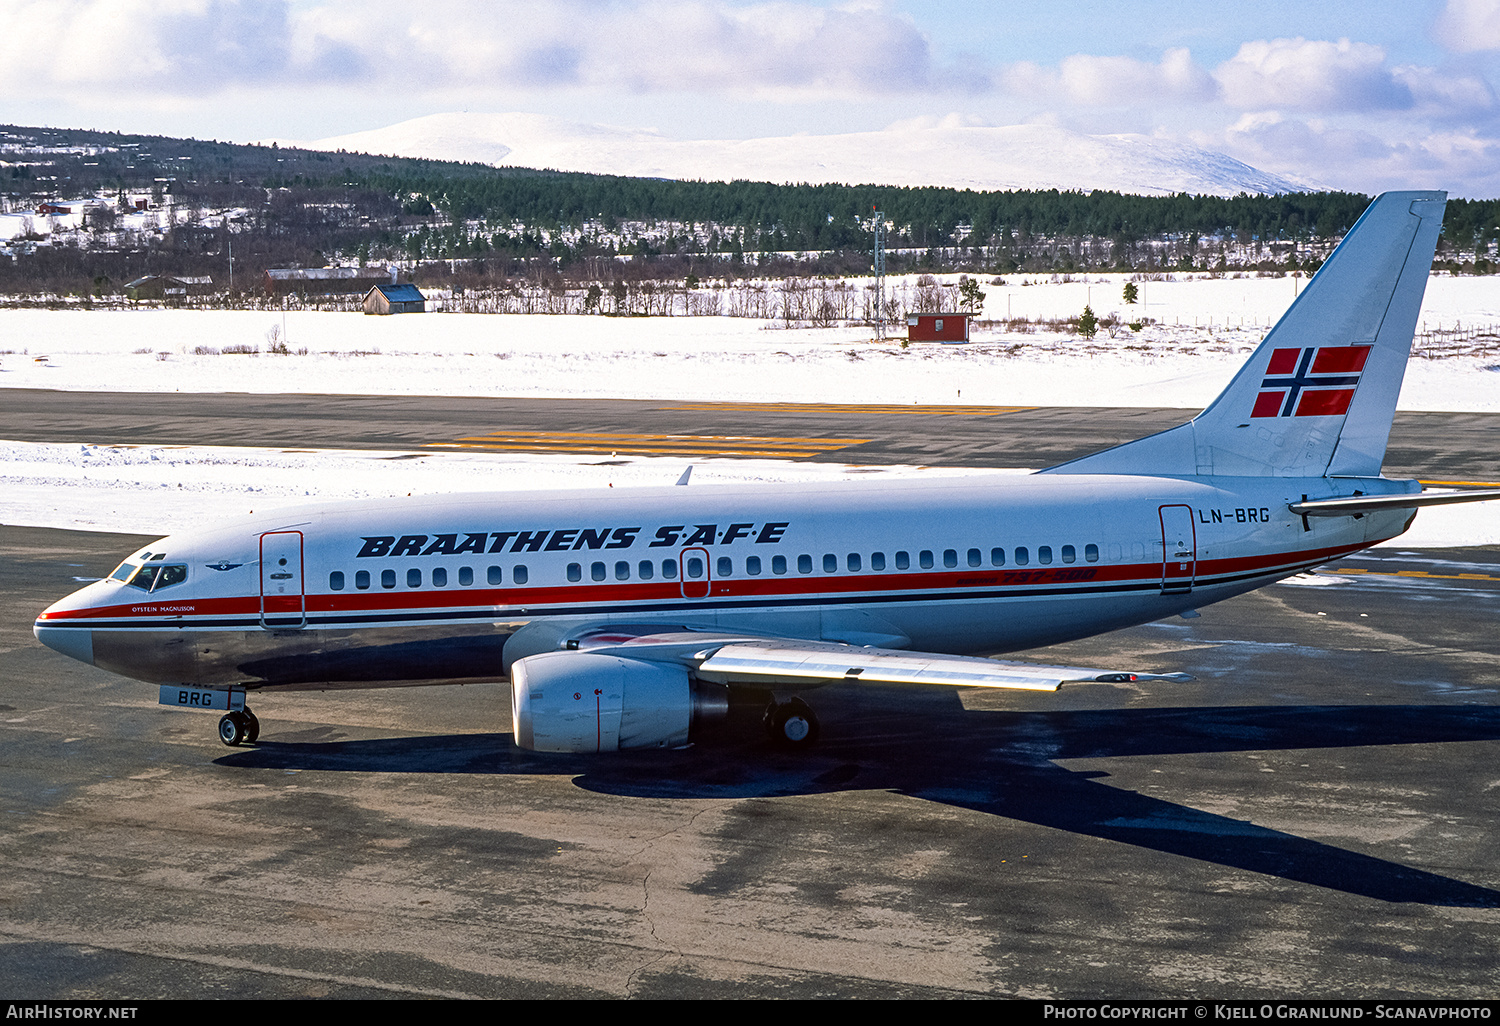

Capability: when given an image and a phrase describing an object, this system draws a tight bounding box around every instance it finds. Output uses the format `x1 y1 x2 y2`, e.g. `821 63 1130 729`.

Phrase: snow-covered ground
2 271 1496 543
0 440 1003 536
0 192 240 247
298 112 1314 197
1 273 1497 410
2 439 1492 548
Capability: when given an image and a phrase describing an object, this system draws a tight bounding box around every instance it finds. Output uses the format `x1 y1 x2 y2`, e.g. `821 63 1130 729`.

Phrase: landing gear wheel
218 711 247 747
241 708 260 744
766 698 820 748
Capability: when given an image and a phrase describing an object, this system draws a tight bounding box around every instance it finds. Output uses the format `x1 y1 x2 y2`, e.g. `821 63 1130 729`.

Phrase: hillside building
362 282 426 315
265 266 394 297
123 274 214 301
906 312 971 343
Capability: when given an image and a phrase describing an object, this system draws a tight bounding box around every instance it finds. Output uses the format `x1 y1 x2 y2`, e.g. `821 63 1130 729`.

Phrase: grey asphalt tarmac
4 388 1498 480
2 393 1498 999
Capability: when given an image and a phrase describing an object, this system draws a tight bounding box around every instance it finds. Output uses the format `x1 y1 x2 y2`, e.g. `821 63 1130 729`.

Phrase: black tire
218 712 245 747
770 698 820 748
763 699 783 740
242 709 260 744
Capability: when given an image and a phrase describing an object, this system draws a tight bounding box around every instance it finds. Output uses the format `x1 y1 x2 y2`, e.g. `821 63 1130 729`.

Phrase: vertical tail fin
1044 191 1447 478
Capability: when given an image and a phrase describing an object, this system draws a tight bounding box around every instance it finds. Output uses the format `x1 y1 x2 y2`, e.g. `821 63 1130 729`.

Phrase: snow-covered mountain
300 112 1314 197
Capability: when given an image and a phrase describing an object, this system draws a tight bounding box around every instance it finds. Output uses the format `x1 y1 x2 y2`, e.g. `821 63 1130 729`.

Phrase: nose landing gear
217 708 260 746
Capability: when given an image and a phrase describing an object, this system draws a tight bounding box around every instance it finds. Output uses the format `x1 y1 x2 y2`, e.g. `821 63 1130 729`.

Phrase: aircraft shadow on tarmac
218 699 1500 908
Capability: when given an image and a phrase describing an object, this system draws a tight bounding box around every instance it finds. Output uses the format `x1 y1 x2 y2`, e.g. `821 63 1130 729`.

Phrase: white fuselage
34 471 1413 693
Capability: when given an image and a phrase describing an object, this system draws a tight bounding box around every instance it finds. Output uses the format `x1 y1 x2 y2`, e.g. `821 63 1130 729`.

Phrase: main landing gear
764 697 820 748
218 708 260 747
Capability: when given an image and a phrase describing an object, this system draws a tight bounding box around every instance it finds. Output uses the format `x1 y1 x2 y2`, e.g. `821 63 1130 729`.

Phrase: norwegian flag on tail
1251 345 1371 418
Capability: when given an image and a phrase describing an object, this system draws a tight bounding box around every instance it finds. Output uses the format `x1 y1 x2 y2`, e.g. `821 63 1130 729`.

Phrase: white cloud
0 0 958 100
1214 37 1413 112
0 0 295 90
1211 110 1500 195
1001 48 1216 107
1433 0 1500 53
1391 64 1495 115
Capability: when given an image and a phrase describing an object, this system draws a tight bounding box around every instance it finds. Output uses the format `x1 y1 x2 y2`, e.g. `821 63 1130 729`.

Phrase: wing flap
696 641 1191 691
564 626 1192 691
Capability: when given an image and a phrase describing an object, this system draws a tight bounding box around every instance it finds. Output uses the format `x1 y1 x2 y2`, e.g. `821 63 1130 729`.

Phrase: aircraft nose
34 588 99 666
34 622 95 666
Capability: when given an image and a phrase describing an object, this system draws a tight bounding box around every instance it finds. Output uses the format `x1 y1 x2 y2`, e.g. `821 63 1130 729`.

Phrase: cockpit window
128 565 160 590
110 561 137 582
127 563 188 592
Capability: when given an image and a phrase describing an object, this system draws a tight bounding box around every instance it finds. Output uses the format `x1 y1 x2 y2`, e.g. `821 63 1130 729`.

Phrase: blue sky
6 0 1500 195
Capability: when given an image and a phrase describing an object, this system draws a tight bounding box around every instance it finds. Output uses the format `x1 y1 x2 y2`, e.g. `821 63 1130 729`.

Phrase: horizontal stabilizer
1290 488 1500 517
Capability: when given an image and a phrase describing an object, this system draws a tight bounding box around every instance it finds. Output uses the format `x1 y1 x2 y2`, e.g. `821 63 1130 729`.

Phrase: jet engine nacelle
510 651 726 753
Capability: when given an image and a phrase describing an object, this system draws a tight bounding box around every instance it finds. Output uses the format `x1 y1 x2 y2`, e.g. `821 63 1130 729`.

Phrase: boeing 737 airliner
33 191 1500 752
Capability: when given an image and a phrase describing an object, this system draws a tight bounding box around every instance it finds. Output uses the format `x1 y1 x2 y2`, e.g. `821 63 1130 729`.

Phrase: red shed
906 312 971 343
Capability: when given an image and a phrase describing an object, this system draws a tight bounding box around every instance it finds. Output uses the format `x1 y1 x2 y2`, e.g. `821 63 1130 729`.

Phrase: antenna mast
871 205 886 342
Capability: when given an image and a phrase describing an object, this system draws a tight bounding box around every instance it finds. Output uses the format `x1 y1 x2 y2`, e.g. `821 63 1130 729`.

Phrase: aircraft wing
569 627 1192 691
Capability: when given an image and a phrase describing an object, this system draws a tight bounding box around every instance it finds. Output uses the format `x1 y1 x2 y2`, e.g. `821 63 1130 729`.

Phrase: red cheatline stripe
37 540 1381 624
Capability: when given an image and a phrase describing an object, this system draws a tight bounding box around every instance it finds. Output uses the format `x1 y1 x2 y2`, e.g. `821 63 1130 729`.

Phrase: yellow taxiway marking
1419 479 1500 489
428 430 870 458
664 402 1035 416
1330 566 1500 582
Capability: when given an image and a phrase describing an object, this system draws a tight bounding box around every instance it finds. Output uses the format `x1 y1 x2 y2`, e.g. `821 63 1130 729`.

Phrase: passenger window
407 568 422 588
663 559 678 579
991 547 1005 566
381 569 396 589
823 553 837 573
967 548 981 567
798 554 813 574
615 561 630 580
1039 546 1053 565
487 566 503 585
355 570 370 590
919 550 934 569
896 550 910 570
638 560 654 580
433 567 448 587
716 556 732 577
567 563 582 582
1015 547 1029 566
513 565 528 585
1061 545 1076 564
846 553 861 572
871 552 885 571
746 556 762 576
458 566 473 586
943 549 958 568
591 562 606 582
330 571 345 591
1085 544 1099 563
772 554 787 575
686 557 704 579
